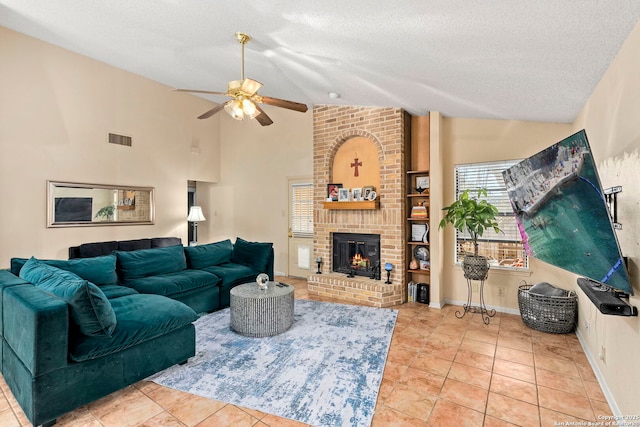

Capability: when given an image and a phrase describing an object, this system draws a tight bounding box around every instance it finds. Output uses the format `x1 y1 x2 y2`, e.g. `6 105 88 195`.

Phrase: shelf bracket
604 186 622 230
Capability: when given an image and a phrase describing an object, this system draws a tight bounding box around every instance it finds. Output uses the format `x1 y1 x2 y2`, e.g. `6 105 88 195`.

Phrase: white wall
0 27 220 264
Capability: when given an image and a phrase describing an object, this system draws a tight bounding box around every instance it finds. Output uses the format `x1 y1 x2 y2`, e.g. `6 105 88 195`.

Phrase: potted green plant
438 188 501 280
94 204 116 221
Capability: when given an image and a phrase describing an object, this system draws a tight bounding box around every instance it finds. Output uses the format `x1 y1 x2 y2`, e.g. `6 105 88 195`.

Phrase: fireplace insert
332 233 381 278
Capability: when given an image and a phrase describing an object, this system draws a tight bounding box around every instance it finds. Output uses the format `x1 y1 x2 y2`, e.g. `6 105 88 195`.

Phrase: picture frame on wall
327 183 343 201
338 188 350 202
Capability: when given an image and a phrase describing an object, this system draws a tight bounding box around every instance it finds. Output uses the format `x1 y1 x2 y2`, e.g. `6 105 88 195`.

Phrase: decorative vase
409 258 419 270
462 255 490 280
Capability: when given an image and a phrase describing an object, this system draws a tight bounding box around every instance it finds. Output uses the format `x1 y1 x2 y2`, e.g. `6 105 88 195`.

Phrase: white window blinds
455 160 521 243
291 183 313 237
454 160 528 269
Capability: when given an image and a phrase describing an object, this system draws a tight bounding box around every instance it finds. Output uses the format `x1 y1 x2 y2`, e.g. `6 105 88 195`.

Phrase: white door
288 179 314 278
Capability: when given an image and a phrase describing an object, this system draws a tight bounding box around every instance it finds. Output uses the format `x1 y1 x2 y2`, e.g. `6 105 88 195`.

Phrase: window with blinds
291 183 314 237
454 160 528 270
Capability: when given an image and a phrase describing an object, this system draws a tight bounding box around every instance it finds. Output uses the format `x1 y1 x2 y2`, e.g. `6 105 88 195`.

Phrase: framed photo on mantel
327 183 342 201
338 188 350 202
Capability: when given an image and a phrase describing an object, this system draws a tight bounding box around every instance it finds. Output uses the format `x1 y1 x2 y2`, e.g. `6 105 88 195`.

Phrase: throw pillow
184 239 233 269
115 244 187 280
231 237 273 272
19 257 117 337
11 255 118 286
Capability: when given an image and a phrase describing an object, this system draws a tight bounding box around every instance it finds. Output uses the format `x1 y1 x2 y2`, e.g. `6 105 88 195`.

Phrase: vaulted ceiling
2 1 640 123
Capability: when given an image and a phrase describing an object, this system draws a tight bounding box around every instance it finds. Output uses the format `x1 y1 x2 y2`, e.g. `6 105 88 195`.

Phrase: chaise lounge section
0 236 274 426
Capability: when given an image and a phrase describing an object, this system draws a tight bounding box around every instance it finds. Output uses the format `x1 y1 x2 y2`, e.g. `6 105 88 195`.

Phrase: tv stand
577 278 637 316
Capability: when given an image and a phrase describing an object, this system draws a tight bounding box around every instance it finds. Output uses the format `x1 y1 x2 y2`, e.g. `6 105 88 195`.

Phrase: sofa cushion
77 241 118 258
19 258 117 337
184 239 233 269
69 293 197 362
116 245 187 280
122 269 221 298
200 262 257 286
100 284 140 300
118 238 152 252
231 237 273 272
151 237 182 248
11 255 118 286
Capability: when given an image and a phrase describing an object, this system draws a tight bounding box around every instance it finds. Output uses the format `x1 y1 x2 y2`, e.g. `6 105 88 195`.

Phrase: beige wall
572 19 640 415
202 107 313 275
0 27 220 265
438 117 573 309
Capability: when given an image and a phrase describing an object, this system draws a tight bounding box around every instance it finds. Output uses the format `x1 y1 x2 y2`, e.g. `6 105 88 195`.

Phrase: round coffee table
230 281 295 337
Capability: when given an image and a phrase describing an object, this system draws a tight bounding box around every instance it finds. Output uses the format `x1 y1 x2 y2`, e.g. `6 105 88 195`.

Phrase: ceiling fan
174 32 308 126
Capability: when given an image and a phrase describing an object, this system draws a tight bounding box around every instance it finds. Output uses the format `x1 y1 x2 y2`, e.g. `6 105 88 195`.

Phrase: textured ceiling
2 1 640 123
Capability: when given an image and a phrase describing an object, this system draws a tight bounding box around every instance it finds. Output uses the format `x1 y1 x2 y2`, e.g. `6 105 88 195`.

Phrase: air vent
108 132 132 147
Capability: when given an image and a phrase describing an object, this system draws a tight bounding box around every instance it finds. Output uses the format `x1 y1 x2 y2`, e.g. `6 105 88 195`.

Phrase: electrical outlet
584 320 590 334
599 346 606 363
498 287 504 297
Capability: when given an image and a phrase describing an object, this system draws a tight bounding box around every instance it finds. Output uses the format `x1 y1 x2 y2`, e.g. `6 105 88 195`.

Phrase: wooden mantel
322 201 380 210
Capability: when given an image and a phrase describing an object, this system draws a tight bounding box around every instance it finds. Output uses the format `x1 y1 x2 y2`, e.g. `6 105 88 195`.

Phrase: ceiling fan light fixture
241 99 260 118
224 99 244 120
177 32 306 126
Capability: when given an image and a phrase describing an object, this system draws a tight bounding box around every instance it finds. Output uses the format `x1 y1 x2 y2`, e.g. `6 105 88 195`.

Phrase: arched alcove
331 136 381 193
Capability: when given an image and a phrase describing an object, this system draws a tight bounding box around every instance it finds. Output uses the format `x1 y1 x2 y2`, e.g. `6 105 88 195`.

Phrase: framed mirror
47 181 155 227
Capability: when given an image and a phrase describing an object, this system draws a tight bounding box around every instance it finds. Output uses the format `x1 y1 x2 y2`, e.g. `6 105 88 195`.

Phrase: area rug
149 299 397 427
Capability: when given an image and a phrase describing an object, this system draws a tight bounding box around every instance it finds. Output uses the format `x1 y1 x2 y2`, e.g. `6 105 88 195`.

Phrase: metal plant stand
456 277 496 325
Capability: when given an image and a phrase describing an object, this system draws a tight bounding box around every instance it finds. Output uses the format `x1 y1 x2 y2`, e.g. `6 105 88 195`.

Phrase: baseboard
575 329 621 416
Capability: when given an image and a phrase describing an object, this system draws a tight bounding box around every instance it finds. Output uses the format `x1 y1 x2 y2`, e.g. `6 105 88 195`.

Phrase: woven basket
517 281 577 334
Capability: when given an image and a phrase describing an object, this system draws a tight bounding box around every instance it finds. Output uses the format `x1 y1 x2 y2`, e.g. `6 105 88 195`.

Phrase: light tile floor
0 277 611 426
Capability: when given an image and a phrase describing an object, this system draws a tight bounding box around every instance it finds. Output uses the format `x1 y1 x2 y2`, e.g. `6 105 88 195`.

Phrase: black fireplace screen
332 233 381 278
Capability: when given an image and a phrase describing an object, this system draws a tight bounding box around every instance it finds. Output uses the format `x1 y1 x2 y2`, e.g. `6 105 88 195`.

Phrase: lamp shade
187 206 206 222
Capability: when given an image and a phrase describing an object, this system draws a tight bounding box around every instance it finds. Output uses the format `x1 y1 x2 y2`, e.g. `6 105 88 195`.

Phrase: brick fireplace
308 105 408 307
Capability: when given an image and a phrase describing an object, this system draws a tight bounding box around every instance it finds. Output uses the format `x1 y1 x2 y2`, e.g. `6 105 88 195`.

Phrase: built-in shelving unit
405 116 430 303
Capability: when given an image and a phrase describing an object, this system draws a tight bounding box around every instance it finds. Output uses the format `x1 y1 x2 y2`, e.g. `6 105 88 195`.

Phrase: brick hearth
310 105 409 308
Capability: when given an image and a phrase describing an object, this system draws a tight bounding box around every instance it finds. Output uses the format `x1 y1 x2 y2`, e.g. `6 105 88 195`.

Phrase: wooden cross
351 155 362 177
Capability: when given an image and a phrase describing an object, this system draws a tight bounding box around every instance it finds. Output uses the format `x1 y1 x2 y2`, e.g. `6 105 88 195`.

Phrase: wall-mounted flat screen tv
502 130 632 295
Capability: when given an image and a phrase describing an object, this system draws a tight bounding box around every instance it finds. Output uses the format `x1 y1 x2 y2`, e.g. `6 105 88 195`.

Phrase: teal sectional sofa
0 237 274 426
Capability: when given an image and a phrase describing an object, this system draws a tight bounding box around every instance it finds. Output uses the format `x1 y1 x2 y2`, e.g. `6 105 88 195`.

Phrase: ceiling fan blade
197 104 225 119
240 78 263 96
255 105 274 126
260 96 308 113
174 88 229 96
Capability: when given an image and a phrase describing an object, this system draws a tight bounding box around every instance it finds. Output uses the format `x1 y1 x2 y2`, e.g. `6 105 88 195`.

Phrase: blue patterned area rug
149 299 397 427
